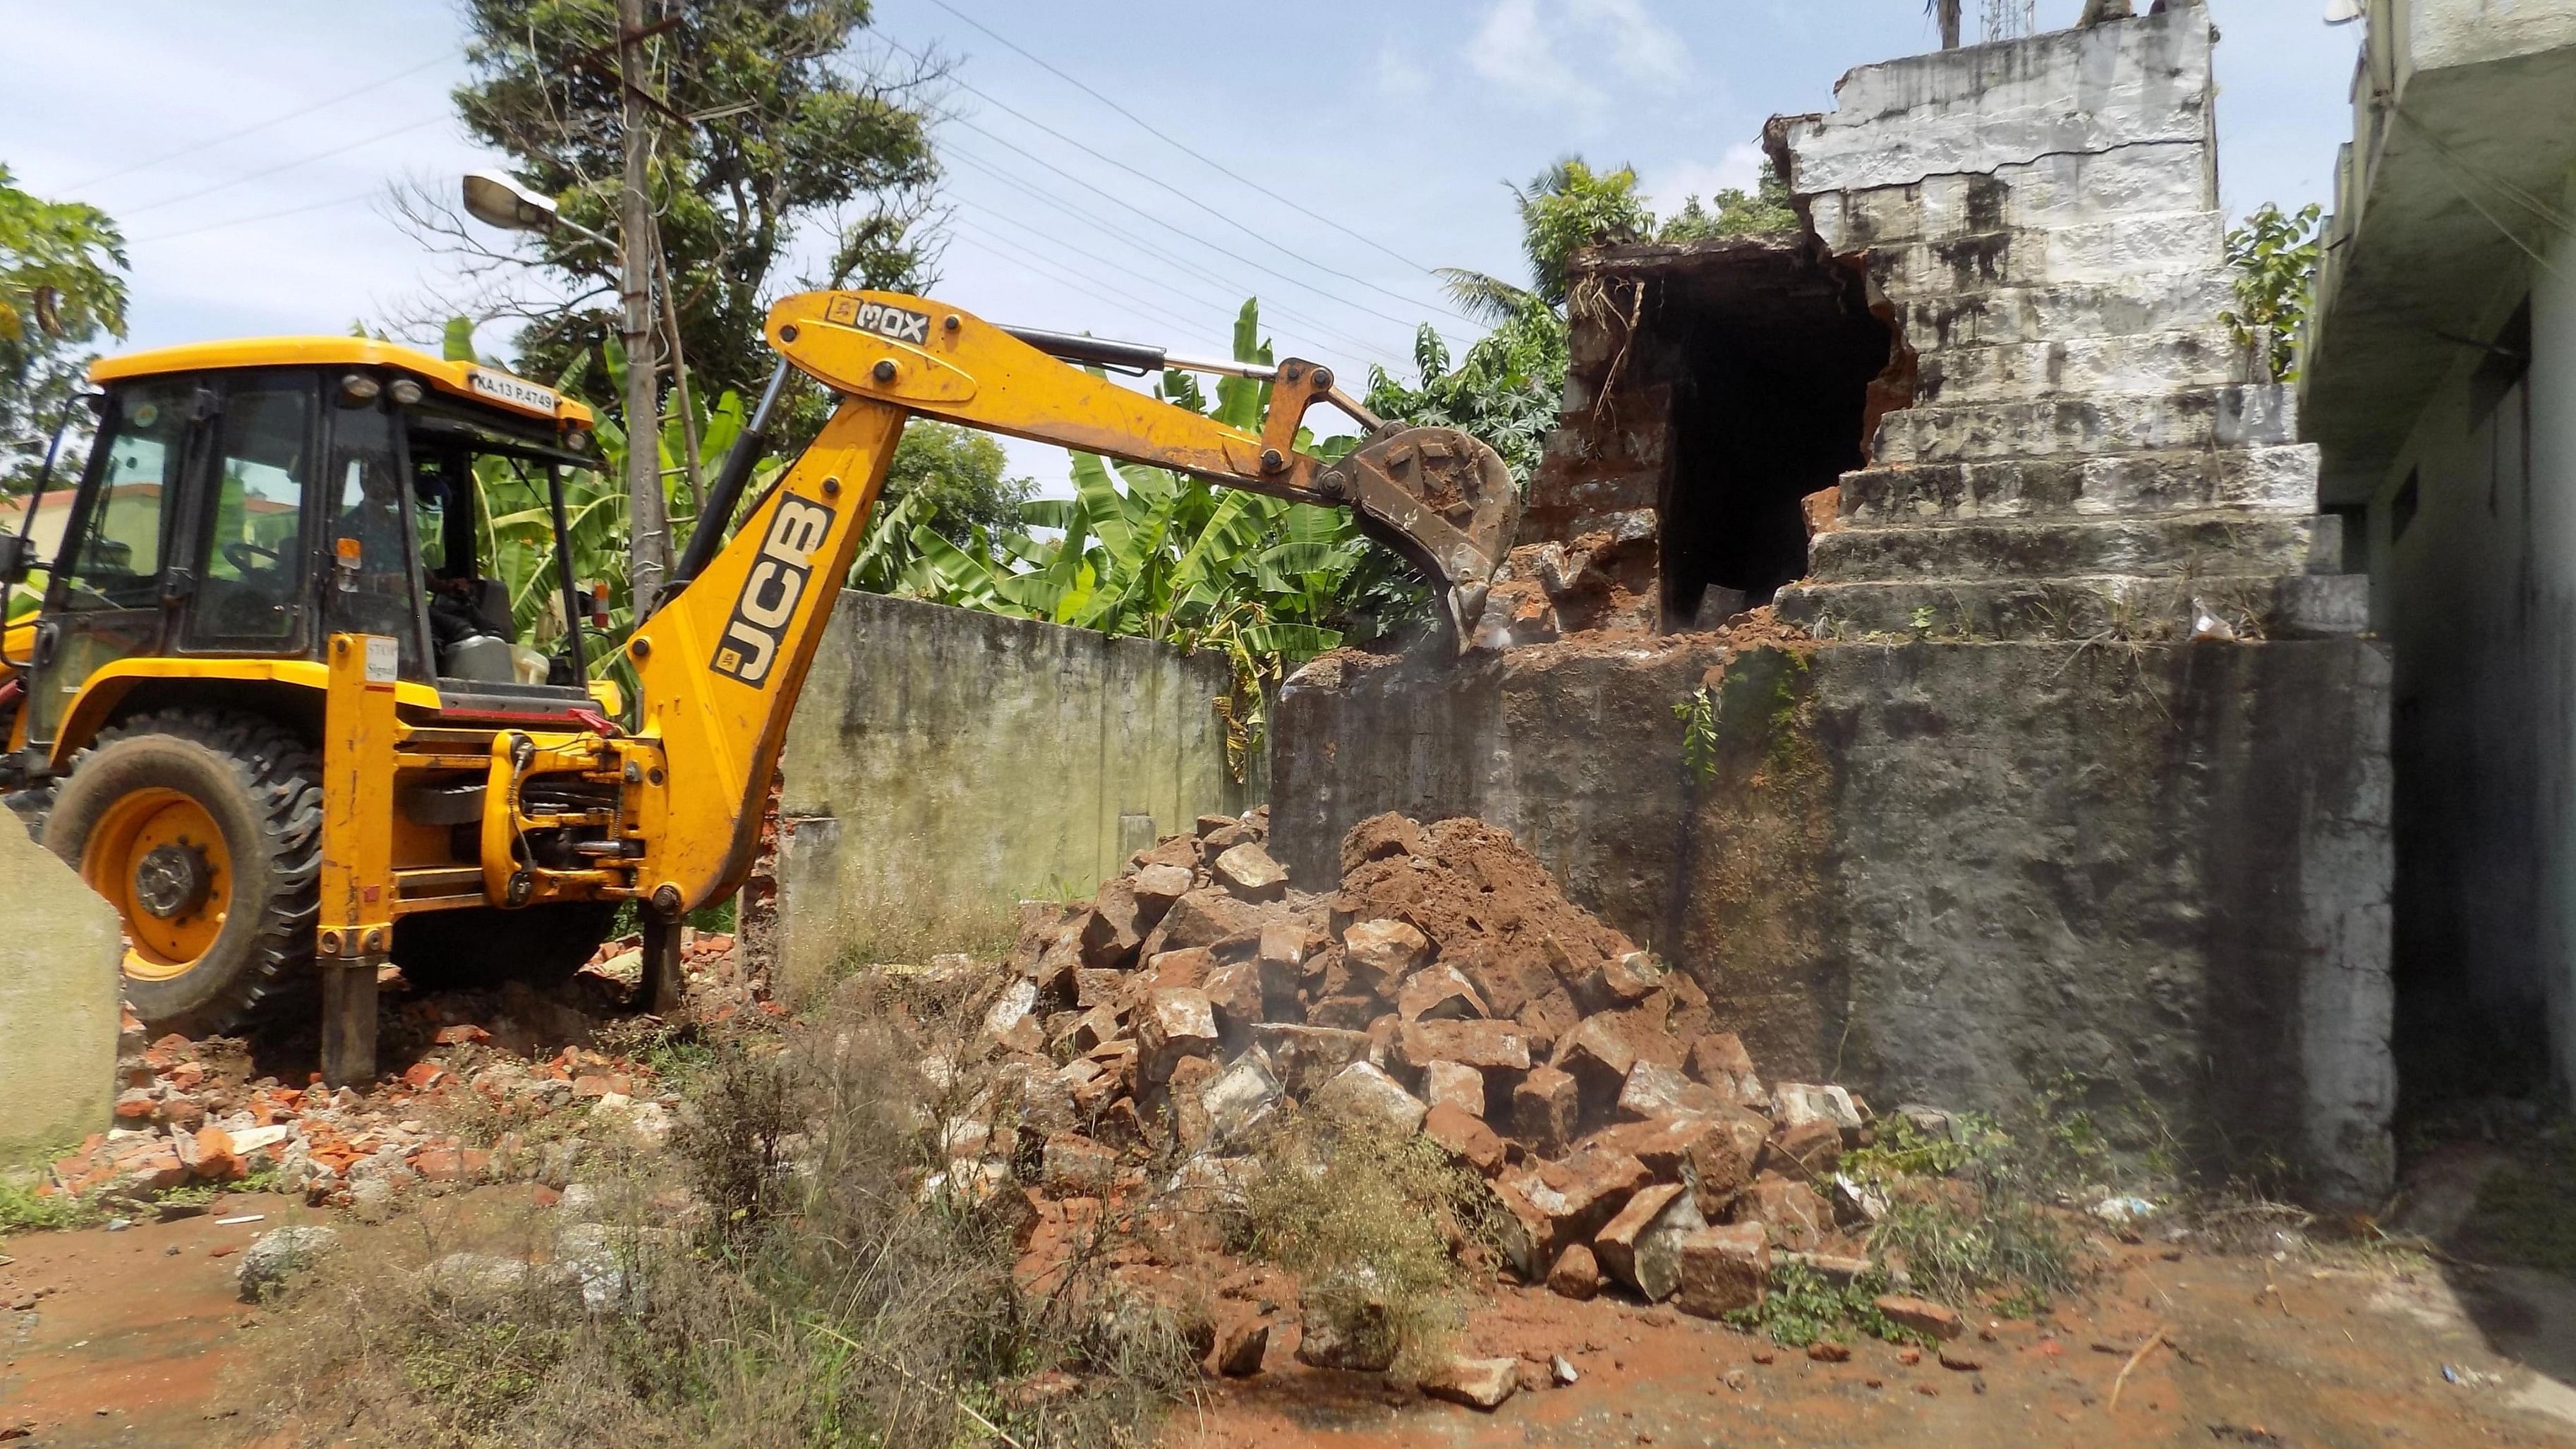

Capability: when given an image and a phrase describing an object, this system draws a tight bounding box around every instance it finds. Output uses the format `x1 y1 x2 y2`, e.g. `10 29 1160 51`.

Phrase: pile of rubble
986 808 1909 1354
37 930 750 1215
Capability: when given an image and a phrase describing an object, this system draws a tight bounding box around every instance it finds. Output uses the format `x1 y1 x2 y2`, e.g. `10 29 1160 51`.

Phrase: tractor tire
392 900 623 990
43 708 323 1035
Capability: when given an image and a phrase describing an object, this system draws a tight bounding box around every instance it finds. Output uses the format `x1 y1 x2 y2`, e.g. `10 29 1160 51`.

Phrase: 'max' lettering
710 496 837 686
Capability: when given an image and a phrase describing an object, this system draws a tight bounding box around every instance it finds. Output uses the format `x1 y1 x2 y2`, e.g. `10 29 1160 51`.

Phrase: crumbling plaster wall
1271 6 2395 1203
770 591 1251 998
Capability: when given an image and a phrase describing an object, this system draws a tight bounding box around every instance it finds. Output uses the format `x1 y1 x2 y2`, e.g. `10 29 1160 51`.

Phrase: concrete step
1810 141 2211 253
1870 384 2297 464
1837 445 2321 527
1775 572 2371 643
1914 327 2256 404
1889 273 2236 352
1806 512 2341 584
1866 212 2223 297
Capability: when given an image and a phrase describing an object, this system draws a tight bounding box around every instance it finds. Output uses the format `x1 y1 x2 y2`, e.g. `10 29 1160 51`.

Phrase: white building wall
2365 162 2576 1100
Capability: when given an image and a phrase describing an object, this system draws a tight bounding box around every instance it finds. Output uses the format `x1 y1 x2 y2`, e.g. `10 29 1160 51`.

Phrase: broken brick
1513 1065 1581 1153
1674 1223 1770 1319
1422 1060 1485 1117
1341 918 1429 993
1211 842 1288 902
1547 1242 1602 1299
1397 964 1487 1022
1399 1018 1532 1072
1422 1101 1506 1176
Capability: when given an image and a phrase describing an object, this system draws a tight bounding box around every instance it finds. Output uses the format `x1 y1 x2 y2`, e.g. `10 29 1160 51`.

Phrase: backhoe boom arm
622 290 1516 915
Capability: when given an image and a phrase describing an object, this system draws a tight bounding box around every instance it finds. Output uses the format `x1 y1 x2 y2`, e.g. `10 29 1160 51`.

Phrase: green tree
879 422 1032 548
1657 159 1800 241
1363 297 1569 489
420 0 941 409
1437 157 1654 322
2218 202 2323 382
857 301 1417 777
0 166 128 491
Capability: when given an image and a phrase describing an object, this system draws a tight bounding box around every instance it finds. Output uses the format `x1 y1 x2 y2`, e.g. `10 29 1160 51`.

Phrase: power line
917 0 1441 276
948 219 1216 339
952 196 1398 372
66 50 460 193
939 143 1406 365
130 190 377 244
119 116 446 217
916 93 1437 339
867 32 1473 328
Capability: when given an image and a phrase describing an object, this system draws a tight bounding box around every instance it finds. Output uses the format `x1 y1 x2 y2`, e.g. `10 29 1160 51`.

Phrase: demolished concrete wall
1272 6 2396 1204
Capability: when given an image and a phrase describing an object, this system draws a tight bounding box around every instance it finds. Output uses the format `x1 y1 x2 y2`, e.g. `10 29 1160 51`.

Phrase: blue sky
4 0 2360 490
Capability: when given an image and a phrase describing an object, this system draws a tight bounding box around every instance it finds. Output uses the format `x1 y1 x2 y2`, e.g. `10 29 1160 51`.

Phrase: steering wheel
222 540 282 573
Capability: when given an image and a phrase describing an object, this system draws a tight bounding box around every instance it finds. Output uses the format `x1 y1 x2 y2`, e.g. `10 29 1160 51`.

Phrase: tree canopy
419 0 942 411
0 165 127 491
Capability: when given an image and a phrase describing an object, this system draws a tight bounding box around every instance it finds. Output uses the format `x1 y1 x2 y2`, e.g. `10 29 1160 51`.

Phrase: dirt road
5 1200 2572 1448
1168 1249 2576 1449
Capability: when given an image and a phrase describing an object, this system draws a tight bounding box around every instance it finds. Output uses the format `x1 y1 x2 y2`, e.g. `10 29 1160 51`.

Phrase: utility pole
618 0 669 612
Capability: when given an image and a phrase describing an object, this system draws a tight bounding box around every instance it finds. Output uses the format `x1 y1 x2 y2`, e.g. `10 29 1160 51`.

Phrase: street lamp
461 169 614 249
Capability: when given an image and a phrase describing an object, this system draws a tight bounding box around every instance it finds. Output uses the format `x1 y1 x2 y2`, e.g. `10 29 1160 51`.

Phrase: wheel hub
133 841 212 919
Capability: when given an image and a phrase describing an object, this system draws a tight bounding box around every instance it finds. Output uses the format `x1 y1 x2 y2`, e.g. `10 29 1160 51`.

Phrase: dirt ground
4 1196 2572 1448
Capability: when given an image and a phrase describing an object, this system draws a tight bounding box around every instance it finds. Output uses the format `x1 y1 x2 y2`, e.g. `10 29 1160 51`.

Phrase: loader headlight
338 372 382 406
388 377 425 406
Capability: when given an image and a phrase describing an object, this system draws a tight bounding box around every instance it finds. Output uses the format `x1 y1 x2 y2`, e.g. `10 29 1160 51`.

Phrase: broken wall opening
1647 250 1899 626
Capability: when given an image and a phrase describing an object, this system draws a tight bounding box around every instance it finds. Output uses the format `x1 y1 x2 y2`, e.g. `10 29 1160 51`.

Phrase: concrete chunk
1079 880 1147 969
1312 1060 1427 1134
1135 989 1218 1084
1595 1181 1709 1303
1673 1223 1770 1319
1422 1060 1485 1117
1422 1101 1506 1176
1130 862 1194 909
1211 842 1289 902
1341 918 1429 991
1251 1023 1373 1098
1617 1059 1727 1121
1397 964 1487 1022
1420 1355 1520 1411
1513 1065 1580 1153
1399 1018 1532 1072
1199 1052 1283 1146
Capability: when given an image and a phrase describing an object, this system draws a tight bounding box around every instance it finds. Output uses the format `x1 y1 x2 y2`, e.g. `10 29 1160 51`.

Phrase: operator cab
18 339 609 746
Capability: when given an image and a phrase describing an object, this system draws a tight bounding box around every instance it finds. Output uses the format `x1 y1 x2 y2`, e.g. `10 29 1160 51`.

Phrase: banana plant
849 298 1425 776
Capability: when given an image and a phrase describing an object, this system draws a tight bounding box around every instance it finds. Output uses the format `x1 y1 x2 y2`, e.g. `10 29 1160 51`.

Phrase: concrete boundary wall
768 591 1251 997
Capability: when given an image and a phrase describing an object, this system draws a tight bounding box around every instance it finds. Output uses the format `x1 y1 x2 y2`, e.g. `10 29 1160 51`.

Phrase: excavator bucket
1323 424 1521 646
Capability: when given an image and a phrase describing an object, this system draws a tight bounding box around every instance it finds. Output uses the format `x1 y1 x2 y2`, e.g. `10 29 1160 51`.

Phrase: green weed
1725 1261 1930 1350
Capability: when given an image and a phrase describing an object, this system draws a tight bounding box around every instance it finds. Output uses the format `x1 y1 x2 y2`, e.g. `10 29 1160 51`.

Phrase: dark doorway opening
1649 248 1901 626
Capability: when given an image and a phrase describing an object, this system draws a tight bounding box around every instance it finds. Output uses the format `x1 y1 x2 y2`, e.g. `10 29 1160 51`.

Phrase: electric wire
953 196 1398 371
64 50 459 192
129 190 378 244
946 219 1211 341
864 32 1474 327
118 116 447 217
939 143 1408 365
914 0 1441 275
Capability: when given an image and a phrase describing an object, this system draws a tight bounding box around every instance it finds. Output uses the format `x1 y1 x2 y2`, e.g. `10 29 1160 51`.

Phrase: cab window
59 382 188 610
188 380 314 647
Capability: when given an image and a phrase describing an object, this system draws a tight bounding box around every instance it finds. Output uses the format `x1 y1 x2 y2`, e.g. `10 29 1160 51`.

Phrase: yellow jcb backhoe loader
0 290 1517 1083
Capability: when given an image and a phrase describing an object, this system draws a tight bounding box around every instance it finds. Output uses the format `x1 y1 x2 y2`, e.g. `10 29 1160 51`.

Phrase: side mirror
0 533 28 583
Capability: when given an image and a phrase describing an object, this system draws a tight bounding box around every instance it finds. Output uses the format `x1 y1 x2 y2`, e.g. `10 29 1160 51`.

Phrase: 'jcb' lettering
710 494 839 686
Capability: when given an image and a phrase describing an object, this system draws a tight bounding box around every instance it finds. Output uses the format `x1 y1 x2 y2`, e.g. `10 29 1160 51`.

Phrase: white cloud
1567 0 1690 87
1465 0 1607 113
1641 141 1767 213
1463 0 1691 115
1373 41 1429 98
